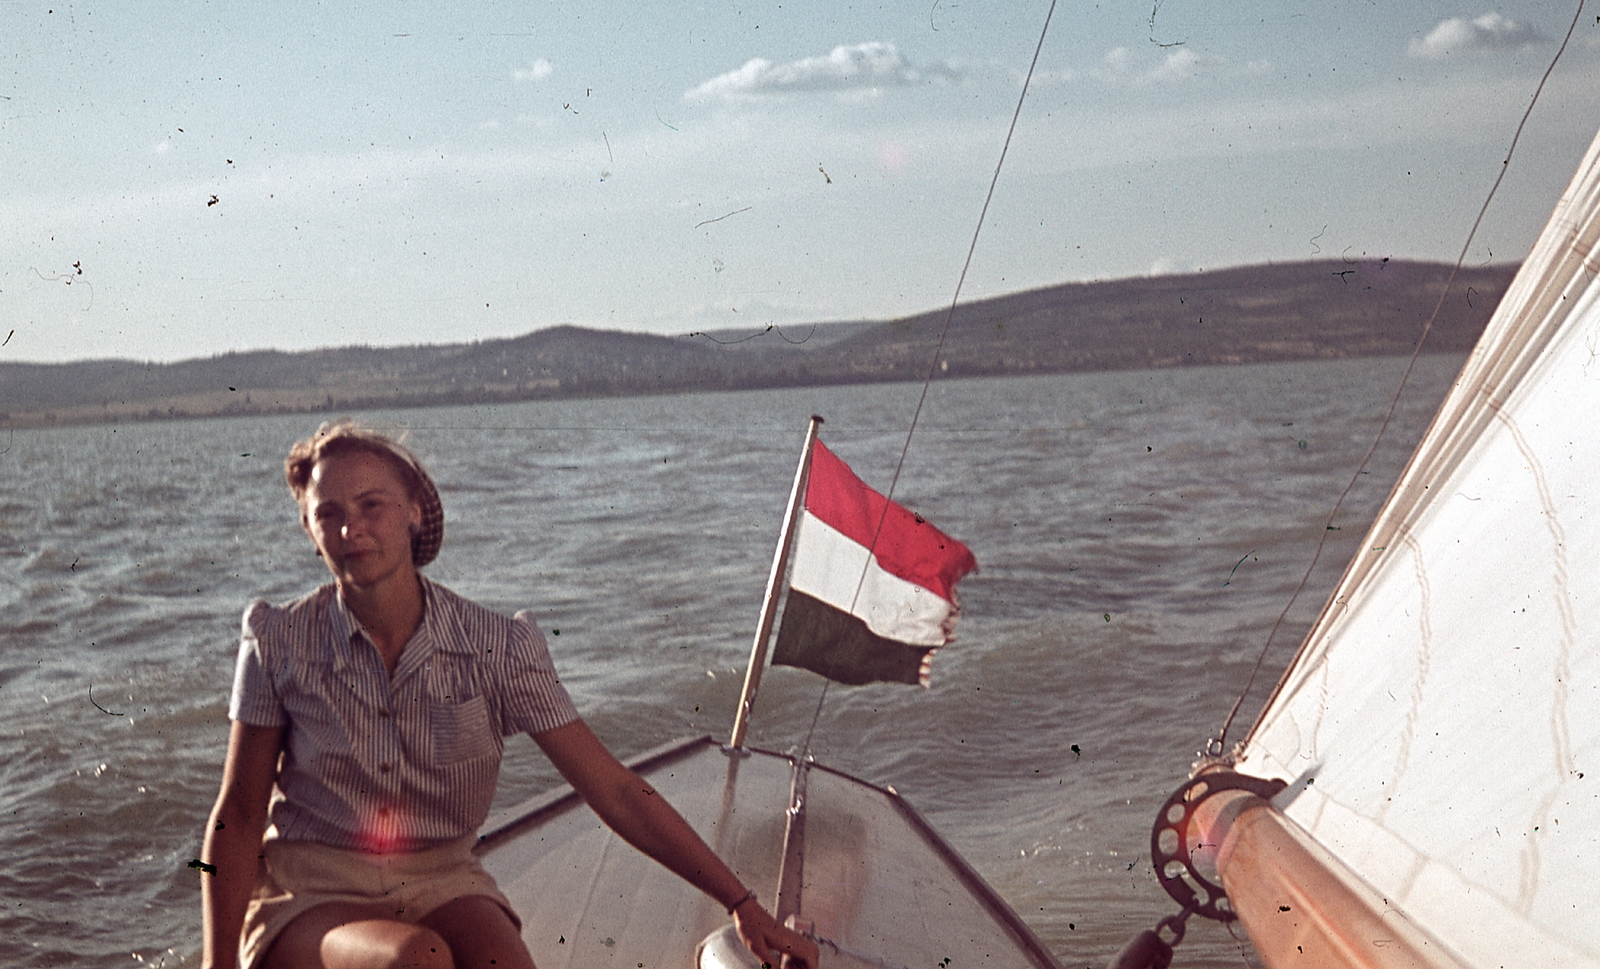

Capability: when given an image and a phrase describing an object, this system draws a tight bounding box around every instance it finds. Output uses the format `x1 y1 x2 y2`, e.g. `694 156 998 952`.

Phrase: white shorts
240 835 518 969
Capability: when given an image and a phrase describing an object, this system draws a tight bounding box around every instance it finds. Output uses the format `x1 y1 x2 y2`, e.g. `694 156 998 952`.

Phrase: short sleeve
500 610 580 736
229 600 288 727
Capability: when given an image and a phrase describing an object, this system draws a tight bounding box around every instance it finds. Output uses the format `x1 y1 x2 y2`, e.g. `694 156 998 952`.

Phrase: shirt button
379 708 393 717
379 762 394 773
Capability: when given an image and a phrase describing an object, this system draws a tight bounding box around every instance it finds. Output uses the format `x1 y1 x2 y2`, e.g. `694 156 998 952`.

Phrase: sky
3 1 1599 364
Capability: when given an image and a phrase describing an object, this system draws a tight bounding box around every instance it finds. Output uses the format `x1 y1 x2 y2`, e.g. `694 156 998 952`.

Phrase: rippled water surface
0 356 1462 967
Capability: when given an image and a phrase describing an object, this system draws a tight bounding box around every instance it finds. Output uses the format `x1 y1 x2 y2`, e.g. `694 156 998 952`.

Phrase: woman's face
301 450 422 592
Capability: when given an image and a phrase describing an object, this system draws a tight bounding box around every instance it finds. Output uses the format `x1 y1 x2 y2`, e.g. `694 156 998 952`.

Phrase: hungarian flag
772 441 977 687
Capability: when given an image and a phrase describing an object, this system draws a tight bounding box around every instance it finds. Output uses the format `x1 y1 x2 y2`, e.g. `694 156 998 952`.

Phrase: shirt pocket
429 694 498 765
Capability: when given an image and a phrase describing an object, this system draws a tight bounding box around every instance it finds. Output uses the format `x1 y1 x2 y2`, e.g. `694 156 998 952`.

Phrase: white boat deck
476 736 1061 969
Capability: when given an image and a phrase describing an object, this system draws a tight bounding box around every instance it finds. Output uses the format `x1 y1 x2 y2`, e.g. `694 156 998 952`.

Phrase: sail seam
1375 533 1432 826
1488 404 1575 915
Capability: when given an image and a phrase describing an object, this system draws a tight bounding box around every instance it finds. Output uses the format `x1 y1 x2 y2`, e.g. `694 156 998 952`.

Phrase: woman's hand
731 897 820 969
537 721 821 968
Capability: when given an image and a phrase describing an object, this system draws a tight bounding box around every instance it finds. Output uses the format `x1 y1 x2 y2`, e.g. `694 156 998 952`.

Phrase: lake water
0 355 1463 967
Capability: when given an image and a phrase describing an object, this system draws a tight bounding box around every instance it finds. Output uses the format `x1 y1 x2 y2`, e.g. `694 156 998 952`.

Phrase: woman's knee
383 924 454 969
268 905 455 969
320 921 453 969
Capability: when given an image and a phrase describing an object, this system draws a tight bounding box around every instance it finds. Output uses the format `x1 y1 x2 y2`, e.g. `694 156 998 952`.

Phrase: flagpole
729 414 823 749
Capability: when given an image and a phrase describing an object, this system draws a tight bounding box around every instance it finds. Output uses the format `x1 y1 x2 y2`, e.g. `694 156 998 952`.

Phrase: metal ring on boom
1151 771 1287 922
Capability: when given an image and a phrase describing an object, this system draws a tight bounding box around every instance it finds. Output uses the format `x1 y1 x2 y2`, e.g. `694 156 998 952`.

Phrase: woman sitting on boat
200 420 817 969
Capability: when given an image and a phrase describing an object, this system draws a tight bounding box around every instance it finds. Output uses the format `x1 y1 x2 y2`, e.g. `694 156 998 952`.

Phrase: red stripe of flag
805 441 977 602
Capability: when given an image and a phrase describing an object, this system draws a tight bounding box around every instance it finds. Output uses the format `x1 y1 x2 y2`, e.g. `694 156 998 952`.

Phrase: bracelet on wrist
725 889 757 914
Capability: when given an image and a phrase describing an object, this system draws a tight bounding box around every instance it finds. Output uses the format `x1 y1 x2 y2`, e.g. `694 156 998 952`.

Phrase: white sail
1235 126 1600 966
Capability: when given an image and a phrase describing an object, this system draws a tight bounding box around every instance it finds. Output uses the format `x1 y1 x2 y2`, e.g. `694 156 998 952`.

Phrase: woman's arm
201 721 284 969
534 719 818 969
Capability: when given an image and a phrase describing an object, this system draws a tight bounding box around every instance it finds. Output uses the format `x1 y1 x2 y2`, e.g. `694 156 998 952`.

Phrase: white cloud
1408 12 1541 59
1093 46 1229 87
1147 48 1203 84
1101 47 1134 75
1018 67 1079 87
514 58 554 82
685 42 959 101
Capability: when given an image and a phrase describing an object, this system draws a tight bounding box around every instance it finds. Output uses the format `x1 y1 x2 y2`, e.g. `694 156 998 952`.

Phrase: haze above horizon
5 1 1599 365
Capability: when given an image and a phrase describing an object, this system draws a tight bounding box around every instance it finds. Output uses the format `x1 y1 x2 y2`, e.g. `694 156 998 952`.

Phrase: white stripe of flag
788 511 955 648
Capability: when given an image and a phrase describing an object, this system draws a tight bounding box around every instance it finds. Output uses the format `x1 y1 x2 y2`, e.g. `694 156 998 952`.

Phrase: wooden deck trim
1201 791 1468 969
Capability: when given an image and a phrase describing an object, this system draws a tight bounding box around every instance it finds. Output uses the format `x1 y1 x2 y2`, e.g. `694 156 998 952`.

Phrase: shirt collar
327 579 450 677
393 578 440 680
396 577 480 681
420 577 478 656
325 586 361 673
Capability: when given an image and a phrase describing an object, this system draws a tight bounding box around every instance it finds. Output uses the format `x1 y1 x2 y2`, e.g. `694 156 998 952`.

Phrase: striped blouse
229 577 580 852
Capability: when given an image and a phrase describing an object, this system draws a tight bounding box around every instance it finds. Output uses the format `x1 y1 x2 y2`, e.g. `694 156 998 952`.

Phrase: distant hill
0 259 1516 428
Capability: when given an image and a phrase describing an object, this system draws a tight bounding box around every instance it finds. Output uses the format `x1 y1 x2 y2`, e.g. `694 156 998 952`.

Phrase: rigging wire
800 0 1059 763
871 0 1059 528
1210 0 1590 758
799 680 831 763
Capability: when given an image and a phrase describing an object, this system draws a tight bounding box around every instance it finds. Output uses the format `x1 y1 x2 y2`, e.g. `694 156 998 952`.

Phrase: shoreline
1 258 1515 430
